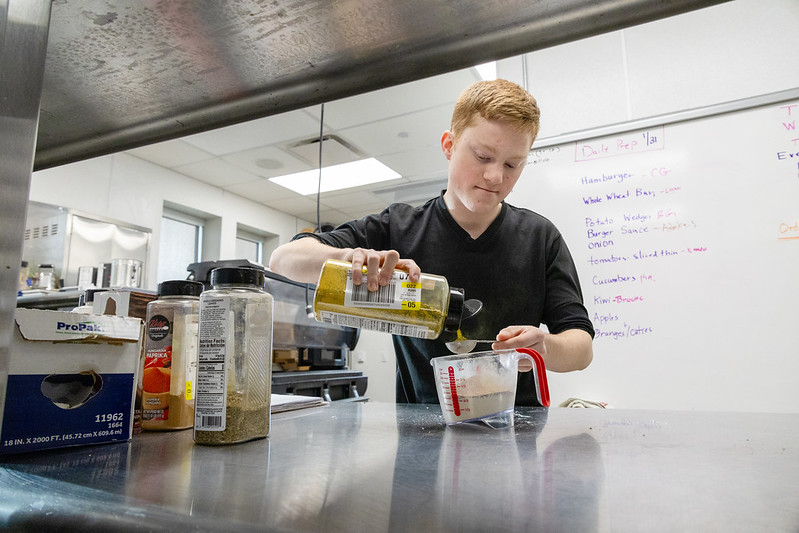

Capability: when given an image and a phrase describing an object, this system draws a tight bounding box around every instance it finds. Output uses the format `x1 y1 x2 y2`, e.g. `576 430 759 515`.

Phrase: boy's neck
443 193 502 239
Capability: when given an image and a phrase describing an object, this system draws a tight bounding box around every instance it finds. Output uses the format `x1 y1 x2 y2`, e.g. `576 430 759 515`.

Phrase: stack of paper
271 393 328 413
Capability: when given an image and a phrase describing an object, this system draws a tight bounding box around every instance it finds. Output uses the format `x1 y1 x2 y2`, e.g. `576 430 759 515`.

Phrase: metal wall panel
0 0 53 416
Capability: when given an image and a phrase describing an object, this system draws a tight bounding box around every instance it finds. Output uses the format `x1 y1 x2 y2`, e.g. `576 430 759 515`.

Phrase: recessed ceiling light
269 158 401 195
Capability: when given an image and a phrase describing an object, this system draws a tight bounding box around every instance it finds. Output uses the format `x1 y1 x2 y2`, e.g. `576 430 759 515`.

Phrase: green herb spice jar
313 259 464 340
194 267 273 445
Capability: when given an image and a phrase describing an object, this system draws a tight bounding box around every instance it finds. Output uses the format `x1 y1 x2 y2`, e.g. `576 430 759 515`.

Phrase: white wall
349 330 397 403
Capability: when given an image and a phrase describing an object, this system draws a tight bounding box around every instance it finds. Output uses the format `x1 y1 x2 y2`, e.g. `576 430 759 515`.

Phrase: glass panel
235 237 261 264
158 217 199 282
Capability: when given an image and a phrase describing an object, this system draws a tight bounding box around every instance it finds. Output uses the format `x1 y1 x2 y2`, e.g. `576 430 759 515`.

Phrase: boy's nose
484 164 504 184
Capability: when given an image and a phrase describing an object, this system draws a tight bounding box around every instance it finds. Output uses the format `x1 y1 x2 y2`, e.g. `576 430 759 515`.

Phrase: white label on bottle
196 295 229 431
344 269 421 309
318 310 434 339
184 320 199 401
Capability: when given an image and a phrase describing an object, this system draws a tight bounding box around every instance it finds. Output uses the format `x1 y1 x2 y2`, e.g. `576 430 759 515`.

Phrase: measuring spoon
444 338 497 354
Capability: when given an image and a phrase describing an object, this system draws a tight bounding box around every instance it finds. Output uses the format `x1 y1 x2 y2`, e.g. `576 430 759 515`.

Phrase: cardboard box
92 289 157 320
0 308 143 455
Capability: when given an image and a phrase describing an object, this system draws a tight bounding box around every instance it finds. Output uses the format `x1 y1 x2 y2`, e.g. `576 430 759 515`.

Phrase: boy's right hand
349 248 421 291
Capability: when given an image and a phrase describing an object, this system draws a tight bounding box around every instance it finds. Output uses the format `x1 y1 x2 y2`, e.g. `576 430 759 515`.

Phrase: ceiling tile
173 158 262 188
224 179 298 203
181 109 321 155
127 139 212 168
261 193 320 213
378 144 447 179
308 67 478 130
319 191 383 210
339 104 452 157
222 145 313 178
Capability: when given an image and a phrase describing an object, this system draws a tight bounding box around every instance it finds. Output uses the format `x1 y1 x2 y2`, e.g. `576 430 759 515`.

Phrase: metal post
0 0 53 415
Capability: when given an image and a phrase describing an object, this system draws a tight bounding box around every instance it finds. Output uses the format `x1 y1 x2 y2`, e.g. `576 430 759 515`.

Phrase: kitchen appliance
77 265 96 289
110 259 143 288
22 201 150 290
187 260 366 401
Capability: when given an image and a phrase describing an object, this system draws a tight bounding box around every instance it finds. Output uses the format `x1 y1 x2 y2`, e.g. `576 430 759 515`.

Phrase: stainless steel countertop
1 402 797 532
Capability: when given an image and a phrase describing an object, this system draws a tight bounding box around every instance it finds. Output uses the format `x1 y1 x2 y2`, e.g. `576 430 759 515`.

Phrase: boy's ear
441 130 455 160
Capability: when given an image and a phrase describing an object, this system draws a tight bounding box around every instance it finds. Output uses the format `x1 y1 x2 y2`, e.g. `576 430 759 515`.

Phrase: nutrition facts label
195 295 229 431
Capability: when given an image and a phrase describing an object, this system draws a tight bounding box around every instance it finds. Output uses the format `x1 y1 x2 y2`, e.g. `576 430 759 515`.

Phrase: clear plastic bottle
38 264 55 290
142 280 203 431
194 267 273 445
313 259 465 340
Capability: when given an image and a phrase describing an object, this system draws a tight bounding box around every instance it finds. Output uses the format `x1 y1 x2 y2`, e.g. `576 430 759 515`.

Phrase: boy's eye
505 162 517 169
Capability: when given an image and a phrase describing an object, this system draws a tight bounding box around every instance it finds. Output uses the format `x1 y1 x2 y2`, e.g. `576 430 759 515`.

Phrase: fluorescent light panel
269 158 401 195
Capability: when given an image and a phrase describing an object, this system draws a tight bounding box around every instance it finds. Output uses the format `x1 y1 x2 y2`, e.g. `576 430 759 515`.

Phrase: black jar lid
158 280 204 297
444 287 465 332
209 267 266 288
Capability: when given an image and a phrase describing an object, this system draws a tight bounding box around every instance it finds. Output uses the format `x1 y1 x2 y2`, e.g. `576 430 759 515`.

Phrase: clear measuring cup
430 348 549 428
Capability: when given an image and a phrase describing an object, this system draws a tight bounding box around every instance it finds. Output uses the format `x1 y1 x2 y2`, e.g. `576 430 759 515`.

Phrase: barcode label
200 415 223 428
350 281 396 304
343 269 420 310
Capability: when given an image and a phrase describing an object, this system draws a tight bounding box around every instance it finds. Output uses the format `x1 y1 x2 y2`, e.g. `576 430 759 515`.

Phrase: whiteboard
509 98 799 413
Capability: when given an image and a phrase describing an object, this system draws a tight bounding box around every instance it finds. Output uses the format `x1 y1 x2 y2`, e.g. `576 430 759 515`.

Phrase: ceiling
126 67 478 227
34 0 728 227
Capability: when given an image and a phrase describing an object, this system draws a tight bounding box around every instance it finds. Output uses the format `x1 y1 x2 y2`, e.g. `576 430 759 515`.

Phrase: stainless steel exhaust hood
34 0 728 171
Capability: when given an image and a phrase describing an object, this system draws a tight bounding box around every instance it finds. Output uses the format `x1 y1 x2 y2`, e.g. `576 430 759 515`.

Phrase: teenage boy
269 79 594 404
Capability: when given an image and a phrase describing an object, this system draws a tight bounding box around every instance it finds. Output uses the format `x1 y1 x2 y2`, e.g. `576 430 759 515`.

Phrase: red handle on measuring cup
515 348 550 407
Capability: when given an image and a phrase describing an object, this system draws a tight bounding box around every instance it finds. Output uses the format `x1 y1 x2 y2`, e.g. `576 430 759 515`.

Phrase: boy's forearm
269 238 351 283
543 329 593 372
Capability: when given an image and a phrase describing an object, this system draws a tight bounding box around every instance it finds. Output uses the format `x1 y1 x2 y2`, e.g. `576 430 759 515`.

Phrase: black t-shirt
295 193 594 405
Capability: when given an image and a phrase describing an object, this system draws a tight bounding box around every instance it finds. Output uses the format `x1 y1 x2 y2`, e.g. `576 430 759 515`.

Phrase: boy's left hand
491 325 547 356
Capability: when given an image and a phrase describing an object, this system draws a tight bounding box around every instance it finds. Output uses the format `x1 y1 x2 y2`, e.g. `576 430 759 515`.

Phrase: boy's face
441 116 533 216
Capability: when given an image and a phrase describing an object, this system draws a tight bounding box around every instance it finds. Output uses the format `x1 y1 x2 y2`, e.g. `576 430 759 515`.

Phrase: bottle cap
209 267 266 288
444 288 465 332
158 280 204 297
